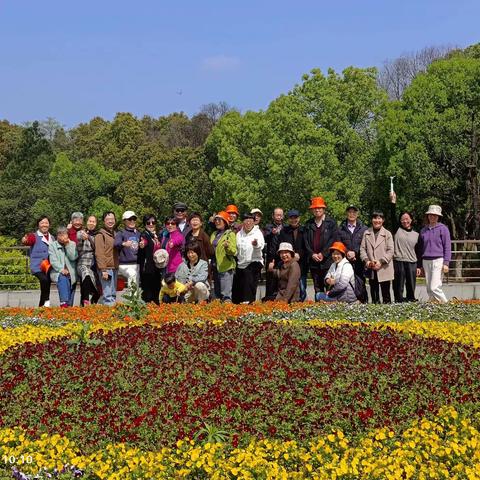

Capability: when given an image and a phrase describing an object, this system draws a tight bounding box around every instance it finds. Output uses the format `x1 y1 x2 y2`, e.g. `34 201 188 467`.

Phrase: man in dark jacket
269 209 308 300
303 197 337 294
263 208 285 299
337 205 368 278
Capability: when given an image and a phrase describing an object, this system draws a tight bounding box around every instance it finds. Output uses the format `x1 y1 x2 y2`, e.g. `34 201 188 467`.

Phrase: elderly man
304 197 337 295
114 210 141 286
263 208 285 299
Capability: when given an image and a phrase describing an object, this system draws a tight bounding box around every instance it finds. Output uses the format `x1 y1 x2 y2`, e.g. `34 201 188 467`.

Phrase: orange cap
40 259 51 274
225 204 239 215
329 241 347 255
214 211 231 226
309 197 327 209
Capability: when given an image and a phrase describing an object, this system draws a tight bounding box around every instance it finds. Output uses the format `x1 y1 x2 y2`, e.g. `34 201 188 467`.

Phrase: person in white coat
316 242 357 303
232 213 265 303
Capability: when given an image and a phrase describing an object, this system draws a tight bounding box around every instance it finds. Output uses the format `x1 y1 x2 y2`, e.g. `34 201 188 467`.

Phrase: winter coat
236 226 265 269
325 258 357 303
48 240 78 284
95 228 119 271
210 229 237 273
176 259 209 285
274 260 301 303
360 227 394 282
303 216 338 270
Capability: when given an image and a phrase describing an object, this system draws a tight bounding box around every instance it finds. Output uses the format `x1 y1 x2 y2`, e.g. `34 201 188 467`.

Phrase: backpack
350 274 368 303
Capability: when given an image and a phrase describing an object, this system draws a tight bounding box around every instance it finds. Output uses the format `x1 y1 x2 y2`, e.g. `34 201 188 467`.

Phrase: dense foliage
0 44 479 239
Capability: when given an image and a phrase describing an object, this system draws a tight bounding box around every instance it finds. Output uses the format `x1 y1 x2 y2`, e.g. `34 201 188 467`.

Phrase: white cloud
201 54 241 72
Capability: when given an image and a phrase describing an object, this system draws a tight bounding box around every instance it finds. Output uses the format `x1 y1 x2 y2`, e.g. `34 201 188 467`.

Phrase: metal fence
0 241 479 290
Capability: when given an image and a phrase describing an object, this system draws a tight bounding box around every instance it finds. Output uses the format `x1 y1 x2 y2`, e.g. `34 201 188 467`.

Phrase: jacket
264 222 286 262
270 225 307 271
236 225 265 269
303 216 338 269
360 227 394 282
185 229 215 261
95 228 119 271
48 240 78 284
161 230 185 274
325 257 357 303
176 259 209 285
28 231 54 274
114 228 141 264
210 229 237 273
138 230 161 275
274 260 301 303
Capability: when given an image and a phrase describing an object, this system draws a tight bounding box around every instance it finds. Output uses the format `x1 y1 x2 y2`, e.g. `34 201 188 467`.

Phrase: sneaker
83 300 91 306
60 302 69 308
44 300 51 308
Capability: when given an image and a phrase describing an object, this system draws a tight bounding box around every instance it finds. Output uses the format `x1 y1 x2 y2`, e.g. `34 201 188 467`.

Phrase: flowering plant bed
0 302 479 479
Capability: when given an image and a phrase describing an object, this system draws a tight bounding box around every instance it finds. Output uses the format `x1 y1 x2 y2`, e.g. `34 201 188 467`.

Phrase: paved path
1 283 479 307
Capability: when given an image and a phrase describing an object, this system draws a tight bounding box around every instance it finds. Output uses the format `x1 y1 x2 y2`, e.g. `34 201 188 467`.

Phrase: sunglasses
146 221 156 225
165 222 176 226
126 217 137 221
175 208 186 213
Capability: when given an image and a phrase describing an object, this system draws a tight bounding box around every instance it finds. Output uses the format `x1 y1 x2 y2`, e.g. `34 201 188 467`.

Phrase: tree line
0 44 479 241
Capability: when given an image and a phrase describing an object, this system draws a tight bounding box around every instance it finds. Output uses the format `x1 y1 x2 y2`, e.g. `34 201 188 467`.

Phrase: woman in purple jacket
161 216 185 274
417 205 451 303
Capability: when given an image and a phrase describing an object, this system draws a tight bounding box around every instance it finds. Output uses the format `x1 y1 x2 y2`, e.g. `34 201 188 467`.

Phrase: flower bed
0 302 479 479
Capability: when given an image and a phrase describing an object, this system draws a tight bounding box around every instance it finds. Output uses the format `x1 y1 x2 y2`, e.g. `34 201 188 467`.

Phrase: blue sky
0 0 478 127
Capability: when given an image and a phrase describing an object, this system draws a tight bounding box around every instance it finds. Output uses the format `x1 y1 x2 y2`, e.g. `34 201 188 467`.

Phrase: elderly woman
138 214 162 304
315 242 357 303
232 213 265 304
268 242 301 303
22 215 54 307
176 242 210 303
360 211 394 304
161 216 185 274
68 212 84 243
185 212 214 261
210 211 237 302
417 205 451 303
95 211 119 306
77 215 100 306
49 226 78 307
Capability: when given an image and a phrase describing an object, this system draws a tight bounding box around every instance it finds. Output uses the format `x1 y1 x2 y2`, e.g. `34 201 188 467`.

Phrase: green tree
207 66 386 220
30 153 120 226
0 122 54 237
375 54 480 239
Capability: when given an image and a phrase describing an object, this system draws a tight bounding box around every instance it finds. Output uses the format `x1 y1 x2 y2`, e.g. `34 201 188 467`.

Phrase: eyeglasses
146 221 156 225
126 218 136 222
165 222 176 226
175 208 186 213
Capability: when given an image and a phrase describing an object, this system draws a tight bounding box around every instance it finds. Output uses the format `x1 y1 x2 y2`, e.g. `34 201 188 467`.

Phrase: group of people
22 195 452 307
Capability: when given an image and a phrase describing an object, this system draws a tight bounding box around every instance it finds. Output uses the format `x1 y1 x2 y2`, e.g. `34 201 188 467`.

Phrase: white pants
184 282 210 303
118 264 140 286
423 258 448 303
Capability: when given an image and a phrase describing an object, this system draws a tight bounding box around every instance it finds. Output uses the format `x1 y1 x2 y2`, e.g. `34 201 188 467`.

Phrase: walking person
138 214 162 304
210 211 237 302
417 205 451 303
76 215 100 306
232 213 265 304
360 211 394 304
49 226 78 307
390 193 419 302
22 215 54 307
304 197 337 295
95 211 119 306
